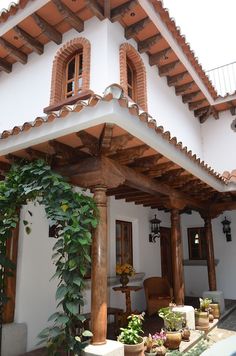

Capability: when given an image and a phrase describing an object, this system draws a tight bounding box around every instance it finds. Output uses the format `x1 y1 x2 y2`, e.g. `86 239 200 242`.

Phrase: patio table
112 285 142 316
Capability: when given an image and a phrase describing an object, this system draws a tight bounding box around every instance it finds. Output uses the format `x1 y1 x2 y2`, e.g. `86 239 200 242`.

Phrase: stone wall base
83 340 124 356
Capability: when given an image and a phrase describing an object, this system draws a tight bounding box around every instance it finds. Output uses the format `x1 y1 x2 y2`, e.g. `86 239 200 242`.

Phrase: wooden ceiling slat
0 57 12 73
158 60 180 76
138 33 162 53
125 17 151 39
149 47 172 66
175 82 194 96
85 0 105 21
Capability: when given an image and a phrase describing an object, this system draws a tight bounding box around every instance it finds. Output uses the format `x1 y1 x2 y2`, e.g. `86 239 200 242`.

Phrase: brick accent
50 37 91 105
120 43 147 111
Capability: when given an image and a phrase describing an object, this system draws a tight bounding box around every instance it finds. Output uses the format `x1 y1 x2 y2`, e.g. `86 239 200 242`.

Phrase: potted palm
158 307 183 350
195 298 212 330
118 313 145 356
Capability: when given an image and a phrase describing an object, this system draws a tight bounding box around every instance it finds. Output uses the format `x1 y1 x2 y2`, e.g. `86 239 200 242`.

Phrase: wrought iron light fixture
221 217 232 242
149 215 161 243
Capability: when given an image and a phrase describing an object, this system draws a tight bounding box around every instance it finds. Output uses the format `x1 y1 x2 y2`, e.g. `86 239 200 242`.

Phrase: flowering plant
144 331 166 352
116 263 135 276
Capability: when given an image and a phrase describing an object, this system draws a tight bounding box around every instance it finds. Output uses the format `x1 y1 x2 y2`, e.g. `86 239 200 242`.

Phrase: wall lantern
149 215 161 243
221 217 232 242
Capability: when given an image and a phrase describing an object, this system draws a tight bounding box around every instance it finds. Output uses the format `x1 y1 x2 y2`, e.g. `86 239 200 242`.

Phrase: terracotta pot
209 303 220 319
124 339 144 356
209 313 214 322
155 345 167 355
120 274 129 288
164 331 182 350
195 311 209 330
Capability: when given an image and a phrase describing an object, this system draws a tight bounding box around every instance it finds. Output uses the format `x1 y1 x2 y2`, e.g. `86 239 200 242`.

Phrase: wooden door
160 227 172 287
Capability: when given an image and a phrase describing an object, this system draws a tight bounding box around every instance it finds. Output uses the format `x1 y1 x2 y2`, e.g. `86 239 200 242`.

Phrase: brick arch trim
50 37 91 105
120 43 147 111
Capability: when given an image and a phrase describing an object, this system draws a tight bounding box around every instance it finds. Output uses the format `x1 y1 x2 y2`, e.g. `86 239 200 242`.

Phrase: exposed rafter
138 33 162 53
147 162 175 178
31 13 62 45
158 60 180 77
167 71 188 87
0 38 27 64
175 82 194 96
110 0 137 22
109 144 149 165
129 154 163 171
182 91 201 104
125 17 151 39
76 131 99 156
14 26 44 55
52 0 84 32
99 123 114 153
0 58 12 73
85 0 104 21
149 48 172 66
189 99 208 111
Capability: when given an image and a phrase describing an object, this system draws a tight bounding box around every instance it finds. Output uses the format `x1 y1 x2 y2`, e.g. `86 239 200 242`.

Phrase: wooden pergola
0 90 236 344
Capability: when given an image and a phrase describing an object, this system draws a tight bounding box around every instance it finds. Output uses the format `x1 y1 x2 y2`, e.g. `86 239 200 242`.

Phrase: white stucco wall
0 18 203 159
181 210 236 300
201 111 236 173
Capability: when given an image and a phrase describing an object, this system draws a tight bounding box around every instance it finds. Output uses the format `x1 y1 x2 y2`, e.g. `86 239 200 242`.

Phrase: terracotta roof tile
0 84 227 186
0 0 31 23
222 170 236 184
149 0 218 99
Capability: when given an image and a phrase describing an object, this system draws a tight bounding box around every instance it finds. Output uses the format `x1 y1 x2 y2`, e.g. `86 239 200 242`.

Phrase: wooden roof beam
0 58 12 73
52 0 84 32
129 153 163 171
138 33 162 53
158 60 180 77
182 91 201 104
99 123 114 153
149 48 172 66
85 0 105 20
0 38 27 64
31 13 62 45
111 0 137 22
147 162 175 178
175 81 194 96
167 71 188 87
125 17 151 39
109 144 149 165
58 156 204 210
189 99 208 111
14 26 44 55
76 130 99 156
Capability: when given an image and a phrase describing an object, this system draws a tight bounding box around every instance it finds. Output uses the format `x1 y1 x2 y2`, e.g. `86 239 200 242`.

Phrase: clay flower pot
155 345 167 355
124 339 144 356
164 331 182 350
181 327 191 342
195 310 209 330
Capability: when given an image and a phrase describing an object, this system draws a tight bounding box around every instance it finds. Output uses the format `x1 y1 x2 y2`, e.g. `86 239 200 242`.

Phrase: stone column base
202 290 225 314
83 340 124 356
173 305 195 330
2 323 27 356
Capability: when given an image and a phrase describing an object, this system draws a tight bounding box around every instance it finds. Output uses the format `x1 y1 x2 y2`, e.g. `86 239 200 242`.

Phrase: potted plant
116 263 135 287
195 298 212 330
144 331 167 356
118 313 145 355
158 307 183 350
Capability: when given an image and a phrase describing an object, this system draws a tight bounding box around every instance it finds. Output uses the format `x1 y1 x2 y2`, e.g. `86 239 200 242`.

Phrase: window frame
115 220 133 267
126 58 137 103
64 51 83 99
188 227 206 260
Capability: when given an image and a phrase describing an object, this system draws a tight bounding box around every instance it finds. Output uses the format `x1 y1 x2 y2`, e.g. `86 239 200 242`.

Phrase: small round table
113 285 142 316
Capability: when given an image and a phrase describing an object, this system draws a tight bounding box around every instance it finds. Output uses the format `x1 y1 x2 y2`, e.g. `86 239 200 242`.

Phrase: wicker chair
143 277 173 316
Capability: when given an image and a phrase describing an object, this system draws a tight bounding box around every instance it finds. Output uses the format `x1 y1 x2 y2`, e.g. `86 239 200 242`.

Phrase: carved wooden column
171 208 185 305
204 216 217 291
91 186 108 345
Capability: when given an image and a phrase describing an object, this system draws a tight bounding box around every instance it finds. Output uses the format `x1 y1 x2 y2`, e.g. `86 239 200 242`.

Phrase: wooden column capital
91 185 108 345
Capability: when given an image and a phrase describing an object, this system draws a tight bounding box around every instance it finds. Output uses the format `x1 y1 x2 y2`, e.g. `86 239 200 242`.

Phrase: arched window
120 43 147 111
50 37 90 106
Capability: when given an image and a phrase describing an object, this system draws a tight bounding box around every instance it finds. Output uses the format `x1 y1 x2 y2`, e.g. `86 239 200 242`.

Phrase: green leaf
66 302 78 315
55 285 67 300
82 330 93 338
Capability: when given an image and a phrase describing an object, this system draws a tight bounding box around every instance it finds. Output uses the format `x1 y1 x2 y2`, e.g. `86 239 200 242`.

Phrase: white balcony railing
206 61 236 97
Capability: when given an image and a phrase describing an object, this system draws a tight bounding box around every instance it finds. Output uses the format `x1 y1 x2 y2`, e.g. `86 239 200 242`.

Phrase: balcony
206 61 236 97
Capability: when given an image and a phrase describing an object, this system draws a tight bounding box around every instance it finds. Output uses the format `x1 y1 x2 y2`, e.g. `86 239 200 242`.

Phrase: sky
162 0 236 71
0 0 235 72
